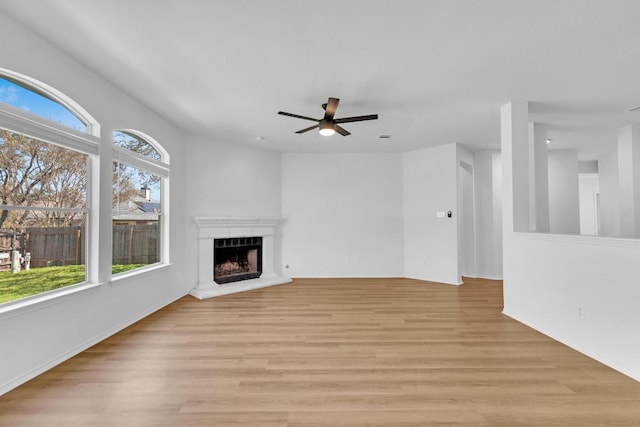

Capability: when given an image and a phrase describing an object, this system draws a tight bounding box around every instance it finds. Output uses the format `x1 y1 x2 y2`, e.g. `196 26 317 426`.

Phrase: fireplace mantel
193 216 282 229
190 217 292 299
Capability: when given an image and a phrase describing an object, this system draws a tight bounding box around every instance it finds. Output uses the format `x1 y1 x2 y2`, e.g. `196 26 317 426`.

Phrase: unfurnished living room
1 1 640 426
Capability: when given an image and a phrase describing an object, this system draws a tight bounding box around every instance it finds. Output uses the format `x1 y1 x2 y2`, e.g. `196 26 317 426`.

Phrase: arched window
0 69 99 306
0 73 93 134
112 130 169 274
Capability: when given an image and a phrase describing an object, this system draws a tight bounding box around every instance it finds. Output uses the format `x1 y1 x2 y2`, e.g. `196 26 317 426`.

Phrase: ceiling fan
278 97 378 136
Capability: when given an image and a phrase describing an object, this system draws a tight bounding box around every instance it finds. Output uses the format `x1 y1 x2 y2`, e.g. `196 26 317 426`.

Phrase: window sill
0 281 105 320
0 264 173 320
109 262 172 285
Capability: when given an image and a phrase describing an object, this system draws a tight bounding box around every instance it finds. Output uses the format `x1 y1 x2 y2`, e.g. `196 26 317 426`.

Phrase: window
0 70 98 306
0 76 87 132
112 130 169 275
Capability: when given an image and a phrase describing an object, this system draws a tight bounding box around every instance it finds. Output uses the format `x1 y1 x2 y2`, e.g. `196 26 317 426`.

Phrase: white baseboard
462 274 503 281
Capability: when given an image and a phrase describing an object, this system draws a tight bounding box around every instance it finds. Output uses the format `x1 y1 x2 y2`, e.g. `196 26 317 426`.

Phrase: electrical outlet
577 306 584 318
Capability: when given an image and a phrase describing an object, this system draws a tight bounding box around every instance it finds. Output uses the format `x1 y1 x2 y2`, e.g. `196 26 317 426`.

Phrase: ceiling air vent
378 134 392 139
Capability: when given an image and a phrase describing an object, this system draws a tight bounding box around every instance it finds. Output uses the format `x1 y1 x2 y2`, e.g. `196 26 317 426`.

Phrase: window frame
111 129 170 276
0 68 97 135
0 71 100 309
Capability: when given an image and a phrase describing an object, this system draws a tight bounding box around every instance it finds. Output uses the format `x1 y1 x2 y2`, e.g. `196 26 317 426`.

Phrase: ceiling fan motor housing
319 119 335 136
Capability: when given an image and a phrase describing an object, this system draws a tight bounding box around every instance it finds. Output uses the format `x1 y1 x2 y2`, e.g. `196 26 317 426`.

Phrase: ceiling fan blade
278 111 319 122
324 97 340 120
334 125 351 136
295 124 320 134
334 114 378 124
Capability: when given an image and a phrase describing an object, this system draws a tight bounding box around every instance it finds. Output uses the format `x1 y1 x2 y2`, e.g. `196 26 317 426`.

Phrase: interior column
618 124 640 238
528 122 550 232
501 101 529 233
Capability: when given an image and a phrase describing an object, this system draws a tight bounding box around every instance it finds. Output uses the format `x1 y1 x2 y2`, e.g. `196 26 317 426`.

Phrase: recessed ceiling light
546 138 551 144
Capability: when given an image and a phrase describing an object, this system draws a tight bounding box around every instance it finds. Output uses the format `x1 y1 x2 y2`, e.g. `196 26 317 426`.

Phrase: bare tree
113 131 161 189
38 141 87 226
0 129 156 229
0 129 87 228
112 160 140 210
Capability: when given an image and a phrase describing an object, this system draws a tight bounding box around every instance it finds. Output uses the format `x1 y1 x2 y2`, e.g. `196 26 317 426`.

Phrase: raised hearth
190 217 291 299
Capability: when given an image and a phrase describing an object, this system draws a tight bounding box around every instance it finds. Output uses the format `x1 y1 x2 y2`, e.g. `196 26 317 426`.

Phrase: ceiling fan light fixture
319 121 335 136
278 97 378 137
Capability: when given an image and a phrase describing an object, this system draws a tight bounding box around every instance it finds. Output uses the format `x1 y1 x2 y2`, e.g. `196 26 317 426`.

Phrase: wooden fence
112 224 159 265
27 226 84 268
0 229 23 271
0 224 158 271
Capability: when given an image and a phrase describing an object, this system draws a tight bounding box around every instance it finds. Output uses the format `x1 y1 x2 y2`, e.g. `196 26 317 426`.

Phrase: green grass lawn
0 264 144 304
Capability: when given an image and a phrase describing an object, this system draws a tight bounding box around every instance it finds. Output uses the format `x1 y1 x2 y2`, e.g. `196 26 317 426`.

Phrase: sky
0 77 85 131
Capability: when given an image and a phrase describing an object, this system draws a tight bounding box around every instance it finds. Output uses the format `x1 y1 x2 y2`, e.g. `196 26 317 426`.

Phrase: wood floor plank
2 277 640 426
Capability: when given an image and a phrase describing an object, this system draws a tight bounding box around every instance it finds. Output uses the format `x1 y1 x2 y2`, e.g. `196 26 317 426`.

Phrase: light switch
436 211 445 218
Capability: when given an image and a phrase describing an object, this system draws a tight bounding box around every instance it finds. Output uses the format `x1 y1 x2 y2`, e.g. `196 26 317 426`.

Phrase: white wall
185 136 282 218
404 143 460 284
0 12 188 394
184 136 283 288
548 149 580 234
503 234 640 381
281 153 404 277
502 101 640 382
473 151 503 279
598 151 620 237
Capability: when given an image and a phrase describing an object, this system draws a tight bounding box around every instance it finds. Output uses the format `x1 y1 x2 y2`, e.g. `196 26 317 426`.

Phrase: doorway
459 161 476 280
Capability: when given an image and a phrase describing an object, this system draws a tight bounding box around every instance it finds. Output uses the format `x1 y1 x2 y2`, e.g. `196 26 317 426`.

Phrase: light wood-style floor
2 277 640 426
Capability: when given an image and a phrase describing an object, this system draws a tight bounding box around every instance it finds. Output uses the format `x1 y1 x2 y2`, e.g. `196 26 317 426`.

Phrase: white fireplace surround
190 217 292 299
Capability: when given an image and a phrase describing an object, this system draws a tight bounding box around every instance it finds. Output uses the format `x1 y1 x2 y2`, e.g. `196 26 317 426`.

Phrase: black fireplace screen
214 237 262 284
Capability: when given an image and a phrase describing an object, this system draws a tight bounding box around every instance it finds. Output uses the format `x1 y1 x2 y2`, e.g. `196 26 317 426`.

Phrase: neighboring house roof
112 195 160 222
139 201 161 213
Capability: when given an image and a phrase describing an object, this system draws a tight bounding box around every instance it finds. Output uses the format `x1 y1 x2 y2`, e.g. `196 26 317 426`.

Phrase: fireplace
191 217 291 299
214 237 262 284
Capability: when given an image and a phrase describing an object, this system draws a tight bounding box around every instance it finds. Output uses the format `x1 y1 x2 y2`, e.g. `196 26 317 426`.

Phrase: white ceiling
2 0 640 158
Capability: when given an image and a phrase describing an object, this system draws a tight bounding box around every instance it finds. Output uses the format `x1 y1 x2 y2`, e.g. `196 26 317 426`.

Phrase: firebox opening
214 237 262 284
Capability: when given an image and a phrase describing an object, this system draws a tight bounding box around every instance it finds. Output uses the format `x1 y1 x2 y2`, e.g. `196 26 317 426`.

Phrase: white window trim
0 205 87 213
0 70 99 309
112 130 171 269
0 280 103 319
118 128 170 163
0 103 99 155
113 145 169 178
0 67 100 137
